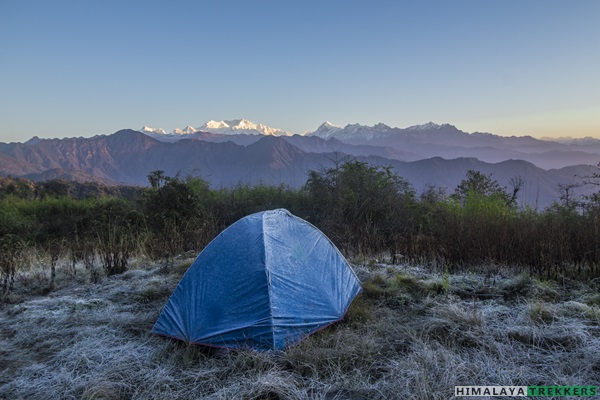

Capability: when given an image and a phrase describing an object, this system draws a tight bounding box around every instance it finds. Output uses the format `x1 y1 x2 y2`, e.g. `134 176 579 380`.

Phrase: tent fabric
152 208 362 350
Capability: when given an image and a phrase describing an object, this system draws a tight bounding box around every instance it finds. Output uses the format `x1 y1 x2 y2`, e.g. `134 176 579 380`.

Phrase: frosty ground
1 259 599 399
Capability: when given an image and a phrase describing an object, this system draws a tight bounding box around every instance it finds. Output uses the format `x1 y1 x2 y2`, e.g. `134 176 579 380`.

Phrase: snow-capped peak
202 120 230 130
198 119 292 136
309 121 456 141
140 125 166 135
171 125 197 135
407 122 442 131
306 121 343 139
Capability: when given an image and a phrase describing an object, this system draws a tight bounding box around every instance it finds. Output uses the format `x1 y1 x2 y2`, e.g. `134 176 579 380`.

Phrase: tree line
1 160 599 297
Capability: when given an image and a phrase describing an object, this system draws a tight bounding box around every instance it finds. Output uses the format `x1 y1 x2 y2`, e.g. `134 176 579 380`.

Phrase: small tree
93 199 144 276
304 160 415 254
509 176 525 207
556 182 583 212
0 234 23 298
147 170 166 189
452 170 511 205
142 173 209 257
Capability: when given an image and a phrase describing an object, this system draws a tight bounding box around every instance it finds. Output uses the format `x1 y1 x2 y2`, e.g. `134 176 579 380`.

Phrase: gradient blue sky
1 0 599 142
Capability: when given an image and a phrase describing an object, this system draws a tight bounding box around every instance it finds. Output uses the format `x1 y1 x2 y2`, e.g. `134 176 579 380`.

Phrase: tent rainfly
152 208 362 350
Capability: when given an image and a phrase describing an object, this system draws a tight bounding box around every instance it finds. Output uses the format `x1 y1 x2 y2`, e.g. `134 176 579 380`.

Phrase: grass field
1 258 599 399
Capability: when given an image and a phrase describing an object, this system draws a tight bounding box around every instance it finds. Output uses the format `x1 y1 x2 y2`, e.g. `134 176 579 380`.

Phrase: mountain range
142 118 292 138
1 119 598 209
140 119 600 170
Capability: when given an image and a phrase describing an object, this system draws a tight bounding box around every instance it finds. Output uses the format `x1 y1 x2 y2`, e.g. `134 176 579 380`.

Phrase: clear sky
1 0 599 142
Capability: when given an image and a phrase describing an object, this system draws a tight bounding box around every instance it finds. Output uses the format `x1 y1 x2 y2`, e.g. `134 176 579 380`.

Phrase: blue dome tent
152 209 362 350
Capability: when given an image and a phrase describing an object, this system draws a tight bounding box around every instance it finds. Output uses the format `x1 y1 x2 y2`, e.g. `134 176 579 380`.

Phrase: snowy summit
171 126 197 135
307 121 343 139
139 119 293 137
140 125 166 135
198 119 293 136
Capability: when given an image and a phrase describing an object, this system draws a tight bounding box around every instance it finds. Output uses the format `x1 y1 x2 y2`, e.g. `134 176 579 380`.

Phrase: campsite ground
1 258 599 399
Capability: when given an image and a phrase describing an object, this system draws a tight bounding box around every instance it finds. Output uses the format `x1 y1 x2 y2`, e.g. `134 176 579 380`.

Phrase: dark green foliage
1 162 600 286
142 173 212 258
0 176 143 201
216 183 309 223
304 160 416 254
0 177 36 200
452 170 512 205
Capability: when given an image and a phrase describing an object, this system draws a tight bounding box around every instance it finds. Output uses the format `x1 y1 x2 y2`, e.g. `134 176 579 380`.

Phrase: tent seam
262 211 276 349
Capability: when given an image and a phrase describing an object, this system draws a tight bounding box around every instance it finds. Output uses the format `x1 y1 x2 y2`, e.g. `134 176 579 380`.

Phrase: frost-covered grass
1 260 599 399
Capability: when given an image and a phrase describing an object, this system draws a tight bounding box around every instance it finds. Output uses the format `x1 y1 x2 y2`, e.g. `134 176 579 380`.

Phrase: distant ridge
0 129 597 209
